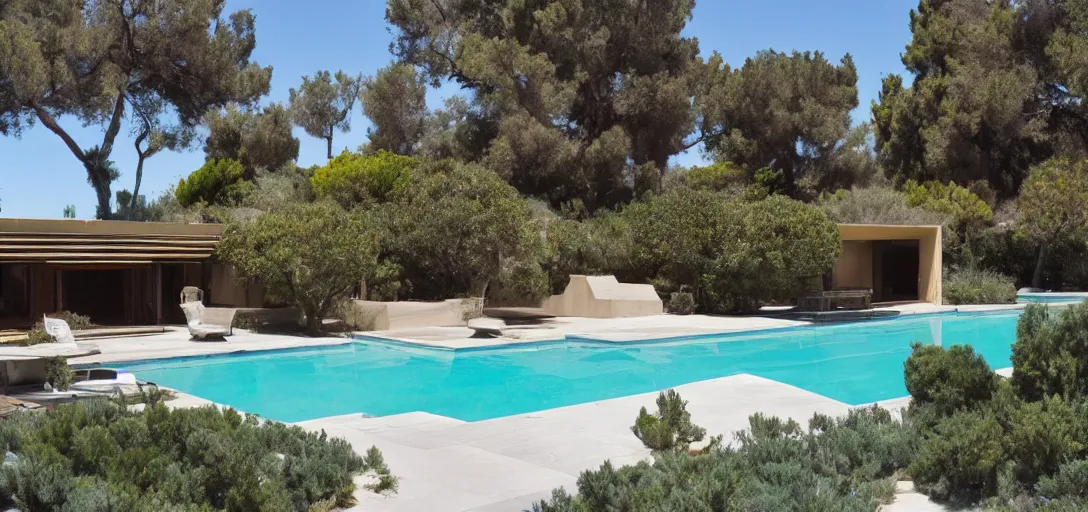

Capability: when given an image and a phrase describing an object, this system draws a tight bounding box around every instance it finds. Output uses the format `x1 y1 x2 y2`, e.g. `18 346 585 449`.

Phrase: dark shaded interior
873 240 920 302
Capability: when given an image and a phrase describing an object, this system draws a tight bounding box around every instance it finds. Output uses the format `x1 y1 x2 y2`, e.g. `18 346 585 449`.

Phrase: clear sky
0 0 916 219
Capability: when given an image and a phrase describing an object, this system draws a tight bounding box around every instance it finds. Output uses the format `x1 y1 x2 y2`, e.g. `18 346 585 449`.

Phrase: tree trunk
1032 242 1049 289
304 308 322 337
129 152 147 218
326 136 334 160
90 171 113 220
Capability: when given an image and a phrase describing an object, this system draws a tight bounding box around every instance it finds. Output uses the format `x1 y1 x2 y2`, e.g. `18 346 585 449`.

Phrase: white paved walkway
293 374 944 512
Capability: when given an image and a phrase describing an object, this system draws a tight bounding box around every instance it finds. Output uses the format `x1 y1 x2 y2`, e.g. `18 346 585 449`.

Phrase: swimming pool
119 311 1021 423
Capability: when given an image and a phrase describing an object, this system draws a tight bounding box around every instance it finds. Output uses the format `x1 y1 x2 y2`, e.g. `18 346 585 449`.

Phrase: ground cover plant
534 303 1088 511
0 399 390 511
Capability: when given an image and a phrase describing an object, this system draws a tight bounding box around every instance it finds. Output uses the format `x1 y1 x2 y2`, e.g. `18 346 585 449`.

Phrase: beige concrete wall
834 224 943 305
543 275 663 318
208 263 264 307
2 359 46 387
832 241 873 290
348 299 476 331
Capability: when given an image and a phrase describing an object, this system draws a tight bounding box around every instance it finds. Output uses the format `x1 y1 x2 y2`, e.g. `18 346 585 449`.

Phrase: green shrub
1012 303 1088 402
540 213 634 295
43 357 73 391
902 179 993 232
538 404 913 511
819 186 950 226
943 268 1017 305
711 195 842 312
630 390 706 451
175 158 249 207
487 258 551 307
0 400 387 511
1038 459 1088 500
806 405 918 482
310 150 416 207
372 160 543 300
623 187 732 310
624 190 840 314
677 161 746 192
909 409 1006 503
667 292 695 315
904 343 999 416
37 312 97 331
1006 395 1088 486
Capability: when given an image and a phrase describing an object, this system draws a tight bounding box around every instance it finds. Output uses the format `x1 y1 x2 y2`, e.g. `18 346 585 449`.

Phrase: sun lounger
180 301 234 340
41 316 78 348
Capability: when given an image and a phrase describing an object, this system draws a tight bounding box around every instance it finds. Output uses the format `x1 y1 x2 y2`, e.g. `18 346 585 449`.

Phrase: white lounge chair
42 316 78 348
180 301 232 340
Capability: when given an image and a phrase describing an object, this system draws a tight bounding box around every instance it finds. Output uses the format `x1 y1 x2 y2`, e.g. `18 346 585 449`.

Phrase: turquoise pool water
119 311 1021 423
1017 294 1088 304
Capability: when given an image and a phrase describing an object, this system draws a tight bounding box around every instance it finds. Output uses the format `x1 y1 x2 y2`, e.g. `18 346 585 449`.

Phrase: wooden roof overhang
0 218 222 266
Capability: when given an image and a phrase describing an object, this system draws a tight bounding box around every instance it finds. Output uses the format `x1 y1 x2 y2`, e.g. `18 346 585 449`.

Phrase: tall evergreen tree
360 63 428 156
205 103 300 177
0 0 271 219
872 0 1088 197
386 0 703 210
698 50 867 197
289 70 362 160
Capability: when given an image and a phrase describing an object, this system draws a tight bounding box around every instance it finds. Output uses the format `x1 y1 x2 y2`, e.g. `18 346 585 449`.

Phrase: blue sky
0 0 915 219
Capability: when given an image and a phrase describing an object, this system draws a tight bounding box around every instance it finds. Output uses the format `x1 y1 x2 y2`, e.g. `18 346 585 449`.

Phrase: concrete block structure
348 299 483 331
831 224 943 305
543 275 663 318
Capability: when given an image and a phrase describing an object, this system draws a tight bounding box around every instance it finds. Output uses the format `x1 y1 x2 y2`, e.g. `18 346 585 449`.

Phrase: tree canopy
289 70 361 160
0 0 271 218
360 63 428 155
873 0 1088 197
205 104 300 176
386 0 703 210
217 201 380 336
1018 158 1088 288
699 50 865 197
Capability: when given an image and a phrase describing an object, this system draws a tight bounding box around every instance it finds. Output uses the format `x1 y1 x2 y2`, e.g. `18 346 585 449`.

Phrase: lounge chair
180 301 234 340
41 316 78 347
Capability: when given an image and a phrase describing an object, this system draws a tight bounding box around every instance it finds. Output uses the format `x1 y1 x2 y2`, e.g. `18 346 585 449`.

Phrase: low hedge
0 400 390 511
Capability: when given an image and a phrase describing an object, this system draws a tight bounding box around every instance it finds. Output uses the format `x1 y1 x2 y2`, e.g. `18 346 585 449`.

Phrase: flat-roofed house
0 218 261 329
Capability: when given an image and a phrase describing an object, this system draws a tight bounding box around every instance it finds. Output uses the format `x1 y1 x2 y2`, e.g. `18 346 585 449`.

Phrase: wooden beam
0 237 219 245
0 253 210 260
0 245 212 252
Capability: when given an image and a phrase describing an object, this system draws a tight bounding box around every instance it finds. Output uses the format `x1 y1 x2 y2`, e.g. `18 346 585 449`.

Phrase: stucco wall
832 241 874 290
208 264 264 308
348 299 479 331
543 275 663 318
834 224 943 305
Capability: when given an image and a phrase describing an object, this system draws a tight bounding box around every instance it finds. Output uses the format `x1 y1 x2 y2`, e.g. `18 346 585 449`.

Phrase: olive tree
1018 158 1088 289
0 0 270 219
373 160 543 301
216 201 379 336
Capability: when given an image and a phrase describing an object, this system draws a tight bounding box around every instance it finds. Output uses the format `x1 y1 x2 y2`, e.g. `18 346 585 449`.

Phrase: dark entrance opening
873 240 920 303
62 269 127 325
